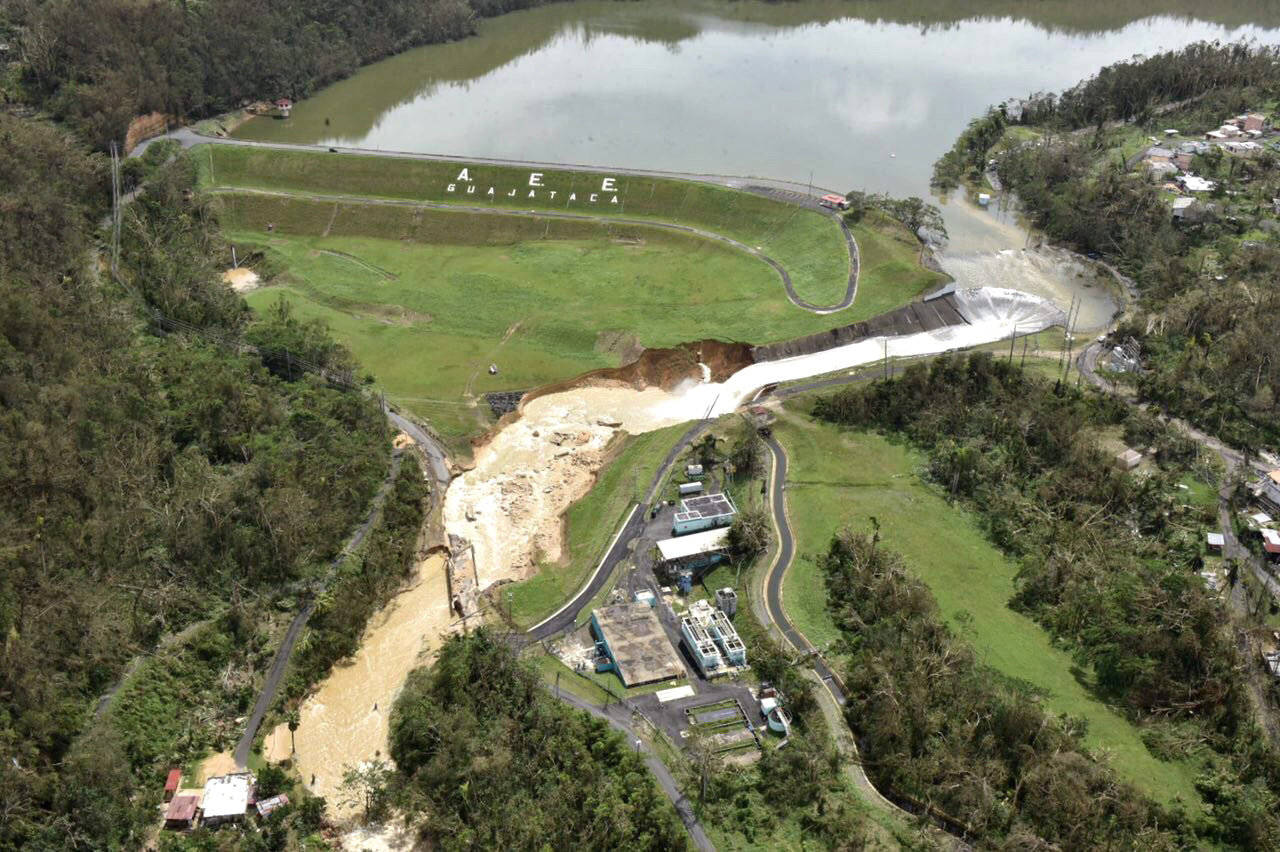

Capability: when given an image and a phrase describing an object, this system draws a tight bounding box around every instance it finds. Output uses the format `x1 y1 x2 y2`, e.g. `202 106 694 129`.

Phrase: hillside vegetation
389 631 688 849
0 0 558 148
813 353 1280 848
0 116 425 848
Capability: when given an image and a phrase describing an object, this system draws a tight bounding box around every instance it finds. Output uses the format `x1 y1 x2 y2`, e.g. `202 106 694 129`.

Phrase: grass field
771 404 1206 810
505 423 689 628
222 191 940 447
198 144 853 307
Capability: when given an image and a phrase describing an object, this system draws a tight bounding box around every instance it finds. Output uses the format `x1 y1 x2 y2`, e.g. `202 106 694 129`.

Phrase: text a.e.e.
445 168 620 204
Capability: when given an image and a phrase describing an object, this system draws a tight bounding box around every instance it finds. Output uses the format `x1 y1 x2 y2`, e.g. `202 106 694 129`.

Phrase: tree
694 433 722 469
729 429 764 478
286 708 300 756
728 507 770 561
339 759 392 824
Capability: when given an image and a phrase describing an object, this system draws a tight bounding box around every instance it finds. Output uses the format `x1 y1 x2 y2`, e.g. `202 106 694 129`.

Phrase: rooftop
165 794 199 823
201 773 253 820
593 604 684 687
657 528 730 562
674 492 737 525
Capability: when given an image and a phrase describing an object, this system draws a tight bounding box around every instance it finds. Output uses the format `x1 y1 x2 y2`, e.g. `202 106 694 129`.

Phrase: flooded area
265 554 452 820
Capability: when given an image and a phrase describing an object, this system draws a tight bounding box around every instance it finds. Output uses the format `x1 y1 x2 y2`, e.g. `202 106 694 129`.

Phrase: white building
201 773 254 826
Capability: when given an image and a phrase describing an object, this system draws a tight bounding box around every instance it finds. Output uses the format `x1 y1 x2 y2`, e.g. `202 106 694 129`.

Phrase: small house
164 768 181 802
1114 449 1142 471
1178 175 1216 193
1262 528 1280 557
255 794 290 819
164 795 200 831
1258 470 1280 513
1244 113 1267 133
273 98 293 118
1206 532 1225 552
1171 197 1196 221
685 464 705 479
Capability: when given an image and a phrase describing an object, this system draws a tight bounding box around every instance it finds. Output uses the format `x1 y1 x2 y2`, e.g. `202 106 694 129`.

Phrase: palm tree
286 708 300 755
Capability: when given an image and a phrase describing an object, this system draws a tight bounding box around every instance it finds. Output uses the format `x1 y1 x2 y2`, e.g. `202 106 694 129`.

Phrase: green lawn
220 192 940 449
198 144 852 307
772 406 1205 810
506 423 689 628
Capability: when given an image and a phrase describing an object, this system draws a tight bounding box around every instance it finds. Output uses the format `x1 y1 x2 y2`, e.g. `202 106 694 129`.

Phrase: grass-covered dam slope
197 143 857 307
215 189 939 447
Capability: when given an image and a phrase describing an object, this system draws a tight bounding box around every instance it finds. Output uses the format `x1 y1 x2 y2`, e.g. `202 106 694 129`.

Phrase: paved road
760 434 846 703
526 419 710 641
233 449 406 768
759 430 971 846
158 128 860 314
386 409 452 495
552 688 716 851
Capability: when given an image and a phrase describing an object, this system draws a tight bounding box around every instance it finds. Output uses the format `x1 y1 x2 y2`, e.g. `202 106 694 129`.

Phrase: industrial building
656 528 730 593
672 492 737 536
591 604 685 687
681 599 746 677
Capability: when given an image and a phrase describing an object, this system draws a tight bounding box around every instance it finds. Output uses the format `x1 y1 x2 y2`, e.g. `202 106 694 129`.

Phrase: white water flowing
445 287 1063 589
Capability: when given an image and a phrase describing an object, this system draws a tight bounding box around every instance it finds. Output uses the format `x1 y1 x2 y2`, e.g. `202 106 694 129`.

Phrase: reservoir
234 0 1280 250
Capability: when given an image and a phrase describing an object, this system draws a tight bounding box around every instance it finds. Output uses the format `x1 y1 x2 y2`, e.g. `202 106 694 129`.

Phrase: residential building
201 773 254 827
164 795 199 831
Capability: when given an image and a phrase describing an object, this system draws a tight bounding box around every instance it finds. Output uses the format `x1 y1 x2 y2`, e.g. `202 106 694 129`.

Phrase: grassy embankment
771 403 1206 810
198 144 851 305
198 146 941 447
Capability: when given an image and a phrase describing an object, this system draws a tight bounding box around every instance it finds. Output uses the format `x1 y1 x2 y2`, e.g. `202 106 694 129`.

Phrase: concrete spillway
444 286 1063 591
650 287 1065 422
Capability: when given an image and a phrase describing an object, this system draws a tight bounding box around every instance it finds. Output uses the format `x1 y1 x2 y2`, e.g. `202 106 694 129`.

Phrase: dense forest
0 111 435 847
388 631 687 849
813 353 1280 848
0 0 554 147
934 42 1280 450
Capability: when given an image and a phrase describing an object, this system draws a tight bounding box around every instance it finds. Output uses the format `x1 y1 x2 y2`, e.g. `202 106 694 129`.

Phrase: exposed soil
198 751 238 784
442 384 699 591
222 267 260 293
523 338 752 406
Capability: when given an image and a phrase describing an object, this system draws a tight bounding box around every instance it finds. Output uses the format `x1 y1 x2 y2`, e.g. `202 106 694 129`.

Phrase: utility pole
109 141 122 282
882 339 889 380
1008 323 1017 363
1020 335 1029 370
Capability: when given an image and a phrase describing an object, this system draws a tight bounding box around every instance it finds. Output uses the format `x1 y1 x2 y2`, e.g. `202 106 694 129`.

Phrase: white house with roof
201 773 254 826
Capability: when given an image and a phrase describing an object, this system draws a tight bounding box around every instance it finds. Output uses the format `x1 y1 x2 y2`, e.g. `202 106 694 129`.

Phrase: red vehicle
819 193 849 210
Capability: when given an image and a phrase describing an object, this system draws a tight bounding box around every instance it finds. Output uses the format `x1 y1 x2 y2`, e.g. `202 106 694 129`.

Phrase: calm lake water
234 0 1280 285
